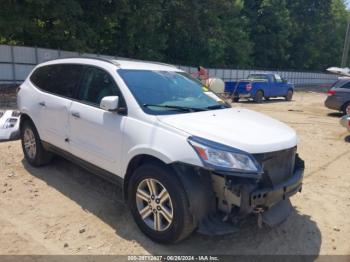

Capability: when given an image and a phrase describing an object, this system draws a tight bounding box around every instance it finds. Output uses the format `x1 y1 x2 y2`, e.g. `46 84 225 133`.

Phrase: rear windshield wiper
143 104 208 112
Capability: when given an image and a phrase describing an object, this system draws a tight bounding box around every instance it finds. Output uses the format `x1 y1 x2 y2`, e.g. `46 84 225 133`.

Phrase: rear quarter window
30 64 83 98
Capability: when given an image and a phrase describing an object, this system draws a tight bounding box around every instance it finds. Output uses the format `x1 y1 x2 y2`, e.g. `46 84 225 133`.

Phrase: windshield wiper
206 104 229 110
143 104 208 112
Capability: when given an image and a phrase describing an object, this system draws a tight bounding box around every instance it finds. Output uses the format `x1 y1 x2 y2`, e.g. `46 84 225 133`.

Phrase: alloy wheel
136 178 174 231
23 128 36 159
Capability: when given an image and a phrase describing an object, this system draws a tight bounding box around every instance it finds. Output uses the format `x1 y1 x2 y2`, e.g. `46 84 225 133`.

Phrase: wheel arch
123 154 170 201
255 89 264 96
123 154 215 226
19 113 35 131
341 101 350 114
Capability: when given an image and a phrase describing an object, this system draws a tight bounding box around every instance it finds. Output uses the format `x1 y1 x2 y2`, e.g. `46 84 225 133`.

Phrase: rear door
68 66 126 175
30 64 83 150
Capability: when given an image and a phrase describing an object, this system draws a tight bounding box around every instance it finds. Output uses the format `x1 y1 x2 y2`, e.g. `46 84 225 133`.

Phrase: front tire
285 89 293 101
21 120 52 166
128 163 195 243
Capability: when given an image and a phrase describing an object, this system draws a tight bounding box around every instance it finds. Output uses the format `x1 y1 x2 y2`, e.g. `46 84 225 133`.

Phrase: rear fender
252 83 267 97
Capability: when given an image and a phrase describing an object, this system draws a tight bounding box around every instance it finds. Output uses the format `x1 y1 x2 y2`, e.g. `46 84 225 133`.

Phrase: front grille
253 147 297 187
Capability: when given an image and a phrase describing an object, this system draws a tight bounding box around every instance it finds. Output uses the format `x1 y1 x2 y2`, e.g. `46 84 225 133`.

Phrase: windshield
118 69 227 115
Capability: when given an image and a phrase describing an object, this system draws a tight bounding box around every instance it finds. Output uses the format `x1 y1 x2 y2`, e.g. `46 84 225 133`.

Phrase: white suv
17 58 304 243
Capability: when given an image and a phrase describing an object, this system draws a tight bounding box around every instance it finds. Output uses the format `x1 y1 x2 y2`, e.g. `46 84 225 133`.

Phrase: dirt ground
0 91 349 256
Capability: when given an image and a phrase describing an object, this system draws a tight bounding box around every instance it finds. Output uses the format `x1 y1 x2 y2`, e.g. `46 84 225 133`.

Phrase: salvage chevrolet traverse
17 57 304 243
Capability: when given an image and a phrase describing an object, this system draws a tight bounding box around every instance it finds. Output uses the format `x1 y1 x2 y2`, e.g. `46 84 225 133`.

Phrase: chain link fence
0 44 338 86
0 44 338 108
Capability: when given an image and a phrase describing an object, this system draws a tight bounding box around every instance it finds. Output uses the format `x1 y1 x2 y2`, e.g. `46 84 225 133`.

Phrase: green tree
0 0 89 51
243 0 292 68
286 0 348 70
163 0 252 67
0 0 348 70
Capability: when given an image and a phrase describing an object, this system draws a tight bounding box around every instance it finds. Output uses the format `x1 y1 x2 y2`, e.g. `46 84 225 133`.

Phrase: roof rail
115 57 177 68
47 56 120 66
46 56 178 68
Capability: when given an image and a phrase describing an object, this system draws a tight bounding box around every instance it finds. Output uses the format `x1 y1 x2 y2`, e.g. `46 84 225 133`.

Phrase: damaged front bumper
172 151 304 236
198 154 304 235
250 165 303 208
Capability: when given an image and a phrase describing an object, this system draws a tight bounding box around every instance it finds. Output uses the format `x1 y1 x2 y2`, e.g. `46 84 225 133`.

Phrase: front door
68 66 126 176
272 74 286 96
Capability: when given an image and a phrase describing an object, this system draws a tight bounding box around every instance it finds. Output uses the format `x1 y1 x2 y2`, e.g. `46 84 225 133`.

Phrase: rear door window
30 64 83 98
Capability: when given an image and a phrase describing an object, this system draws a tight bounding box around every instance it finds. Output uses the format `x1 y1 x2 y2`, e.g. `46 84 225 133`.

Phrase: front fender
121 145 178 177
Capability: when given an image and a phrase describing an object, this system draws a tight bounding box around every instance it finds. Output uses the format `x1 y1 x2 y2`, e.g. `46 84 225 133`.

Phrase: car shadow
22 156 321 257
327 112 343 118
0 137 20 143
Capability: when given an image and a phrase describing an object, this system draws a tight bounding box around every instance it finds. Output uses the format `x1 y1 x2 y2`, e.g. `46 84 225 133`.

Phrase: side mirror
100 96 119 111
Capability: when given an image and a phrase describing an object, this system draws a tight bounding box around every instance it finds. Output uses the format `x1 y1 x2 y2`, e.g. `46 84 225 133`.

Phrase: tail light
246 83 252 91
327 90 336 96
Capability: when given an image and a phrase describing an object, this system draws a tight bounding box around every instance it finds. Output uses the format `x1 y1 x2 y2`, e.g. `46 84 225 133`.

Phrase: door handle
38 101 46 107
71 112 80 118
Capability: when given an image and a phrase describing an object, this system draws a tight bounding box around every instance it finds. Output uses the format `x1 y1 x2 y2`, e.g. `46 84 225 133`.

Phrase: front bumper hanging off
197 154 305 235
250 165 303 208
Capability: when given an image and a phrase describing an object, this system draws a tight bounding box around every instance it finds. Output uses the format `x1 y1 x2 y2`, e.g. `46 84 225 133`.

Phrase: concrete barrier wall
0 44 338 88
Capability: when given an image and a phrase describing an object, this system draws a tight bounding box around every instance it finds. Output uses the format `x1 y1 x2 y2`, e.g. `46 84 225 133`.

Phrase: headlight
188 136 261 173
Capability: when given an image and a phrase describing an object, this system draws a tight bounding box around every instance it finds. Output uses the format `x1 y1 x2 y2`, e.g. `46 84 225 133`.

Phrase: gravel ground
0 92 349 256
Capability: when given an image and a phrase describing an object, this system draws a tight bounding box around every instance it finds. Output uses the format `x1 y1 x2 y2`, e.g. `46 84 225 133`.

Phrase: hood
157 108 298 154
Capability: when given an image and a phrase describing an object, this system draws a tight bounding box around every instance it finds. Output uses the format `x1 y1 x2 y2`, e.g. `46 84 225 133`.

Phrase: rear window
30 64 84 98
340 81 350 89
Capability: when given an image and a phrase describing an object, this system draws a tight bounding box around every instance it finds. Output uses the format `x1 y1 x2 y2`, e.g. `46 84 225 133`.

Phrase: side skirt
42 141 125 193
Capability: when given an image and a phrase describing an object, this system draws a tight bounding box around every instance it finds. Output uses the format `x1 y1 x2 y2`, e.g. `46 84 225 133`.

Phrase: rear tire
128 163 195 243
341 102 350 115
254 90 264 103
285 89 293 101
21 120 52 166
